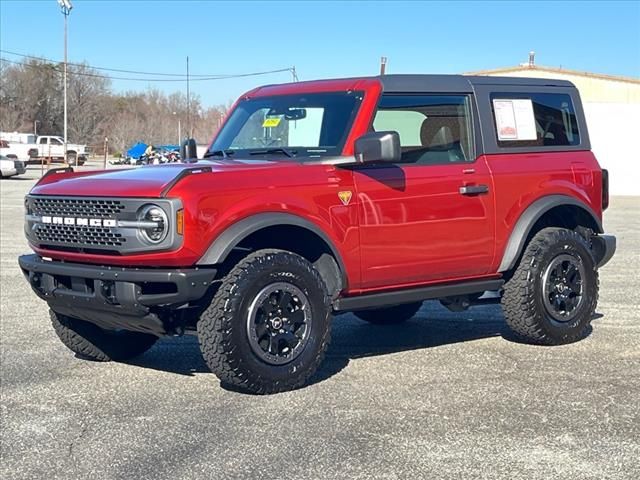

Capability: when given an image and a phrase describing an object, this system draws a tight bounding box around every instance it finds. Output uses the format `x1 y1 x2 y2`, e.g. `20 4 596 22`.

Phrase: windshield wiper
248 148 297 158
203 149 235 158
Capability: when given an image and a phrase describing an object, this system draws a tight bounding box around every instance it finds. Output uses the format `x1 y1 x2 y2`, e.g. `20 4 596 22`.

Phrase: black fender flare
197 212 348 291
497 194 603 272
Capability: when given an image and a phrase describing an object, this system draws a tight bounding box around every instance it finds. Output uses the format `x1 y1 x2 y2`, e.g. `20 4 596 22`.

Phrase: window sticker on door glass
493 99 537 141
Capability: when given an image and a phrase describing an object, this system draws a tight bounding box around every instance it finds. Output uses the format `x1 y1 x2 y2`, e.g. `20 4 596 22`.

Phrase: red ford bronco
20 75 616 394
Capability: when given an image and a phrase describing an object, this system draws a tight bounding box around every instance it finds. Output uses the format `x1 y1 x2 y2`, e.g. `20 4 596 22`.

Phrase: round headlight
138 204 168 243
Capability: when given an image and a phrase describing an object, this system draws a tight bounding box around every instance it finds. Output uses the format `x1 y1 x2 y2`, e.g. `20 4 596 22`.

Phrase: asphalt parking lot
1 162 639 480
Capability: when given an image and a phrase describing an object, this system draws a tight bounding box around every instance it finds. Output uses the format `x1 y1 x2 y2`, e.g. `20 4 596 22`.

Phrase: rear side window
373 95 473 164
490 93 580 148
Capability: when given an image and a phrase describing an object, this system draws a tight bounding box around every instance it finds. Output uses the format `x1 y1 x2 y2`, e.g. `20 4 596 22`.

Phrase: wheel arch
197 213 347 296
498 195 603 273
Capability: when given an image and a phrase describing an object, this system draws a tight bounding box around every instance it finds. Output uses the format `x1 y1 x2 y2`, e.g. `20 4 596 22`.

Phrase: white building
469 56 640 196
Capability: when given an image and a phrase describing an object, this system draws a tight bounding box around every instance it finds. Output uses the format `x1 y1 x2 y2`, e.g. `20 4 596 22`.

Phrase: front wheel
198 249 332 394
502 227 598 345
50 310 158 361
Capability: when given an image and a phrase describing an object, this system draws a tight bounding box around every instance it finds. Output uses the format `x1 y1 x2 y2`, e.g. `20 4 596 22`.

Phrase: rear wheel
50 310 158 361
354 302 423 325
198 249 332 394
502 227 598 345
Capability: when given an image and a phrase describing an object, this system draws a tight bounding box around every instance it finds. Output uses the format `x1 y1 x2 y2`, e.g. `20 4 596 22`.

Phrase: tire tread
198 249 331 394
502 227 598 345
51 310 157 361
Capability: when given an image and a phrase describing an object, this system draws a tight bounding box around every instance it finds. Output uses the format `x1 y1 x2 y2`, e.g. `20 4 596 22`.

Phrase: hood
29 159 286 198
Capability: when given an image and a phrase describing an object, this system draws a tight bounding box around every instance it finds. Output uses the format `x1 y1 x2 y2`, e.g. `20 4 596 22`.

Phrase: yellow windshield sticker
262 117 281 128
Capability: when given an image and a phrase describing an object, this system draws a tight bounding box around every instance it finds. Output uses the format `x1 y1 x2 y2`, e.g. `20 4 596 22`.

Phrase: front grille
31 197 125 218
25 195 182 255
34 224 126 247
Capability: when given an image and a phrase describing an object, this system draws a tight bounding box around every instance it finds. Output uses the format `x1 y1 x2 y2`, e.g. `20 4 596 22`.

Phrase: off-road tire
50 310 158 361
198 249 332 394
502 227 599 345
354 302 423 325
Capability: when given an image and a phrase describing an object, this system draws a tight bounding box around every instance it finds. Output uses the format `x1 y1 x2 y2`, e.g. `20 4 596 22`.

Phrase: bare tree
67 63 111 143
0 59 62 134
1 58 230 154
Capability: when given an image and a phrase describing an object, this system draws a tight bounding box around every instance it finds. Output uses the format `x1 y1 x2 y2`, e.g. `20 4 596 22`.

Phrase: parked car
0 154 26 178
0 134 86 165
19 74 616 394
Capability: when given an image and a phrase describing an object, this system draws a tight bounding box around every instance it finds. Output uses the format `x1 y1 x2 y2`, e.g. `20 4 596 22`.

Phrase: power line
0 57 292 82
0 50 294 82
0 49 292 78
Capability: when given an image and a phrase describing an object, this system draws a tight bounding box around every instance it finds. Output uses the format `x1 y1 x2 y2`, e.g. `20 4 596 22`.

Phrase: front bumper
19 254 217 336
592 234 616 268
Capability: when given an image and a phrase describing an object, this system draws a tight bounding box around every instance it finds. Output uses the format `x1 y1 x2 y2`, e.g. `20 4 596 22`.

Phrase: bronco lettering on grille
40 216 116 227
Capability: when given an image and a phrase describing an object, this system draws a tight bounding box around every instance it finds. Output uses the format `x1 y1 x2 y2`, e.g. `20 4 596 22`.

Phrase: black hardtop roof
253 74 576 96
376 74 575 93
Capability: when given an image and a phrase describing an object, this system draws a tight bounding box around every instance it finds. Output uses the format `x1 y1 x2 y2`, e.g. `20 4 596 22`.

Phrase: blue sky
1 0 639 106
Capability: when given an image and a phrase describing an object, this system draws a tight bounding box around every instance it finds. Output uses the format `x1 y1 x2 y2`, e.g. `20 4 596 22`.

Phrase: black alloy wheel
542 253 586 324
246 282 312 365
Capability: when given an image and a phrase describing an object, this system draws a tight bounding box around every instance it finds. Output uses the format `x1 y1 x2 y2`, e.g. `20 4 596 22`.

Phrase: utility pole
103 137 108 170
186 56 191 139
380 56 387 75
57 1 73 164
291 66 298 82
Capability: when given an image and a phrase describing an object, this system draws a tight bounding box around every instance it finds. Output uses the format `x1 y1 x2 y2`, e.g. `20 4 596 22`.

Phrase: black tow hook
101 280 118 304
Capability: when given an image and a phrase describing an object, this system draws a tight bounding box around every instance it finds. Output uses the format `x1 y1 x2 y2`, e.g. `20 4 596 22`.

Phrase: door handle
459 184 489 195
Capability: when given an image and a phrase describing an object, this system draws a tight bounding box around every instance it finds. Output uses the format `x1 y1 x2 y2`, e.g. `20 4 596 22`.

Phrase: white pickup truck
0 134 87 165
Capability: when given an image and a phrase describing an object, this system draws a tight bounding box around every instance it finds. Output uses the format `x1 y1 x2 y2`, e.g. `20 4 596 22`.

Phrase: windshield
208 91 363 159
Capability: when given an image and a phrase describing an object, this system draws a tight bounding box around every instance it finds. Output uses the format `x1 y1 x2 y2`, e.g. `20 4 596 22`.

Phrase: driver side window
373 95 473 164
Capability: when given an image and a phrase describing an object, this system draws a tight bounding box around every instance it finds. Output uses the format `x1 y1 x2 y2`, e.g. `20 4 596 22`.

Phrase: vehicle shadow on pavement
310 303 508 385
124 302 599 388
124 336 210 375
124 303 508 379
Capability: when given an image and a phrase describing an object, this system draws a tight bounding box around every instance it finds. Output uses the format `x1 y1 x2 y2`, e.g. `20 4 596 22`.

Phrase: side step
333 279 504 312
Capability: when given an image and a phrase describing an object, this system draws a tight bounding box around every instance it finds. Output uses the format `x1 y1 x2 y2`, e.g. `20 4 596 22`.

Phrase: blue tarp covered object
126 142 147 159
126 143 179 159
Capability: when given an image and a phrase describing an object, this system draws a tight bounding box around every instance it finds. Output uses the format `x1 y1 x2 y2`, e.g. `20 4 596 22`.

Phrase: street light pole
64 10 68 163
57 0 73 164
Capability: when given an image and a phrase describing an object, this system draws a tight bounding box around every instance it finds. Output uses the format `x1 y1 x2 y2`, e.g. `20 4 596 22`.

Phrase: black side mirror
180 138 198 161
354 131 401 164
